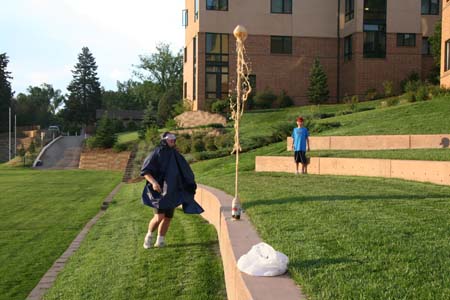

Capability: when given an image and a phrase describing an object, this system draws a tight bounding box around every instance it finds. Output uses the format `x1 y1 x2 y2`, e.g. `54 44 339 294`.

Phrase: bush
93 114 117 148
211 99 229 114
270 122 294 142
382 80 394 97
113 142 128 152
253 89 276 109
345 95 359 112
400 71 420 93
307 58 329 105
386 98 400 107
415 85 429 101
214 133 234 149
176 135 191 153
165 118 177 130
365 88 378 101
144 126 160 145
191 138 205 152
310 122 341 133
111 119 125 133
203 135 217 151
28 140 36 154
274 90 293 108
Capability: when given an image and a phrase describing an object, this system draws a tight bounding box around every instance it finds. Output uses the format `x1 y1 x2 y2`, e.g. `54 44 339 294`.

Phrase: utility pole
8 107 11 161
14 114 17 157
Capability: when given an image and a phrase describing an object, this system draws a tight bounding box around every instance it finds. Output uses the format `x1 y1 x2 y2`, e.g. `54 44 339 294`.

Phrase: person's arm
306 137 310 152
143 173 162 193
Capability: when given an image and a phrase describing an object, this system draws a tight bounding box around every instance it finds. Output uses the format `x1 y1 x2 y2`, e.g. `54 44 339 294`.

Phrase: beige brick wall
287 134 450 151
79 149 131 171
255 156 450 186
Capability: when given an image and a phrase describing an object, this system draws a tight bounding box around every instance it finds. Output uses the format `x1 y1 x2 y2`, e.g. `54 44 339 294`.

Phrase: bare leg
295 162 299 174
302 164 307 174
148 213 165 233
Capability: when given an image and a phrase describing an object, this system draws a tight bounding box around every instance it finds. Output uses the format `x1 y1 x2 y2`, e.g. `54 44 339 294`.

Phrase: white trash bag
237 242 289 276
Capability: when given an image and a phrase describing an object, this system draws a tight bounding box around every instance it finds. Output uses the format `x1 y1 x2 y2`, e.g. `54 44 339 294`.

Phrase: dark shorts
153 207 175 218
294 151 307 164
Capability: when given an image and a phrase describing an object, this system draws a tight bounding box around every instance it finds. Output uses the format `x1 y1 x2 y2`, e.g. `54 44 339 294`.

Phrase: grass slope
43 183 226 300
0 168 122 300
191 144 450 299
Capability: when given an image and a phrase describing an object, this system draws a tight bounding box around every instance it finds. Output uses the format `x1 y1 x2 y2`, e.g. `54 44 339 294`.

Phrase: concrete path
35 136 84 169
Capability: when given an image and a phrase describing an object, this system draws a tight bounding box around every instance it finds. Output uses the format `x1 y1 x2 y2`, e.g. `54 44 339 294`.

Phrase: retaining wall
196 185 305 300
287 134 450 151
255 156 450 186
79 149 131 171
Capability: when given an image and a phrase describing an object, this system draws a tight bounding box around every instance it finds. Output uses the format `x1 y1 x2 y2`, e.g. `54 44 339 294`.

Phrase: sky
0 0 185 96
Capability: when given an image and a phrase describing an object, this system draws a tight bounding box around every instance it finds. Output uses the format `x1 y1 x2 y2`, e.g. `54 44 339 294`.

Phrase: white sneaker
154 236 165 248
143 235 152 249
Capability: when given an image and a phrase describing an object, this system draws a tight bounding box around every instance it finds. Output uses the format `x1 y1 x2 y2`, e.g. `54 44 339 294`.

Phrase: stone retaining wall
79 149 131 171
196 185 305 300
287 134 450 151
255 156 450 186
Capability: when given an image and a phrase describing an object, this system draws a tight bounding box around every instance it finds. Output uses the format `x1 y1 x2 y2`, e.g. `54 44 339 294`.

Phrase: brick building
183 0 441 110
441 0 450 87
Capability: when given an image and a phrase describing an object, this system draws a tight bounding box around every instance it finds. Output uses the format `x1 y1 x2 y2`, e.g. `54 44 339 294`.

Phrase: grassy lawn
43 183 226 300
191 144 450 299
240 96 450 142
0 168 122 300
117 131 139 144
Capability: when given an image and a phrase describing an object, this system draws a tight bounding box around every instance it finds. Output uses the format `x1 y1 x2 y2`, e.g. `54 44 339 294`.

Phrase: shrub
191 138 205 152
415 85 429 101
28 140 36 154
203 135 218 151
111 119 125 133
400 71 420 93
345 95 359 112
365 88 378 101
270 122 294 142
253 89 277 109
214 133 234 149
382 80 394 97
94 114 117 148
164 118 177 130
144 126 160 145
113 142 128 152
211 99 230 115
310 122 341 134
176 135 191 153
275 90 293 108
386 97 400 107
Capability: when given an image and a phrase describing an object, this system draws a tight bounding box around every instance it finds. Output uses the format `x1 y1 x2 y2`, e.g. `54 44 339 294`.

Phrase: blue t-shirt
292 127 309 151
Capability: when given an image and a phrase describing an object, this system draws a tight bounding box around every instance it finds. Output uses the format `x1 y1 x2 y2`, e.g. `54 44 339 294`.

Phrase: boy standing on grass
292 117 310 174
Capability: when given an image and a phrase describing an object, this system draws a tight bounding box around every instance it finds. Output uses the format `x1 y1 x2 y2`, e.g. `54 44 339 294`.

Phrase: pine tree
0 53 14 132
139 101 158 139
307 58 329 105
93 113 117 148
66 47 102 126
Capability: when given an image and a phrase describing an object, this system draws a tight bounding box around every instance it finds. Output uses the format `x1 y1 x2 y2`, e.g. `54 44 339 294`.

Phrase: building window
271 36 292 54
184 47 187 63
363 0 386 58
205 33 229 99
397 33 416 47
184 82 187 98
193 36 197 100
422 37 431 55
182 9 188 27
344 35 352 61
421 0 439 15
345 0 354 22
195 0 199 20
445 40 450 72
271 0 292 14
206 0 228 11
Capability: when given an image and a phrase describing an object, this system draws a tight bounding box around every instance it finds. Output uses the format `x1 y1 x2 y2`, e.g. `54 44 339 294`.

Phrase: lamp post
230 25 252 220
8 107 11 161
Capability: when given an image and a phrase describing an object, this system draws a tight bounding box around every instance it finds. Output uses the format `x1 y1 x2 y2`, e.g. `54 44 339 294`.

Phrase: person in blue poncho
141 132 204 249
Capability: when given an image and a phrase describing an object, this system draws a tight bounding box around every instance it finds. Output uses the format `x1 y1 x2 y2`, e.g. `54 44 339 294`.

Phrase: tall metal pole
14 114 17 157
8 107 11 161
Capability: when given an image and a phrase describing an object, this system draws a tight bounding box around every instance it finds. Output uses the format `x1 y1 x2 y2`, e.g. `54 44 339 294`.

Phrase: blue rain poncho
140 144 204 214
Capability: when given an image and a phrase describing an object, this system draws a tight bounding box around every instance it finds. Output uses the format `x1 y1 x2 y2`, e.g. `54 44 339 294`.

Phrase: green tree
92 113 117 148
0 53 14 132
135 43 183 99
139 101 158 139
428 21 441 84
15 84 64 127
307 58 329 105
66 47 102 126
157 89 179 126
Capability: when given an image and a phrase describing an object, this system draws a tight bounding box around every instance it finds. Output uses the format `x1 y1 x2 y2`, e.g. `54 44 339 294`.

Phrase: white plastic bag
237 242 289 276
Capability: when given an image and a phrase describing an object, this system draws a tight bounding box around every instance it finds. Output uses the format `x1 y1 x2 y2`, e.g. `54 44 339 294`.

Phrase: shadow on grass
243 193 450 208
165 240 219 249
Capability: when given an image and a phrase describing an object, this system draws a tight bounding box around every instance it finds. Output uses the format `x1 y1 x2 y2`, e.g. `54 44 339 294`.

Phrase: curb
26 182 124 300
196 185 306 300
32 136 63 168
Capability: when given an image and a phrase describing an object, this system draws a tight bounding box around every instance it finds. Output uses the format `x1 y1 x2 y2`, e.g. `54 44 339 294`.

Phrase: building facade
183 0 441 111
441 0 450 87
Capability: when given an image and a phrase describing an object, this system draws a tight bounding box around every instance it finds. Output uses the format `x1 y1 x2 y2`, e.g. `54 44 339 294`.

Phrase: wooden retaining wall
79 149 131 171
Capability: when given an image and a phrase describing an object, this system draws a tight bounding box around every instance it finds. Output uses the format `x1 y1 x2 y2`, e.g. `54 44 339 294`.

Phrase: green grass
191 144 450 299
43 183 226 300
117 131 139 143
0 168 122 300
240 96 450 142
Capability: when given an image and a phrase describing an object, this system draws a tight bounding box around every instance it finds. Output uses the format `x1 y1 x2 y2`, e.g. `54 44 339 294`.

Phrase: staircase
122 145 137 182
